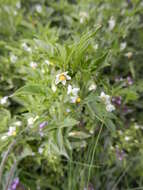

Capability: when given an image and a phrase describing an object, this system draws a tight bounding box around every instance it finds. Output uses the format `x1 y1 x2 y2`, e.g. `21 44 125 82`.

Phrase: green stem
0 140 16 187
87 123 103 187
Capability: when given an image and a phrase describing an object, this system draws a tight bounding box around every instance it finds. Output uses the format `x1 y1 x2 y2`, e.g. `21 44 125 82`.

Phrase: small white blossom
99 92 111 105
30 61 38 69
120 42 127 51
134 123 140 129
41 69 45 73
38 147 44 154
35 4 42 13
16 2 21 9
93 44 99 50
27 117 34 125
108 17 116 30
66 108 71 113
106 104 115 112
13 121 22 127
89 83 97 91
45 60 50 65
51 84 57 92
10 54 17 63
1 126 16 141
0 96 8 105
70 96 77 103
99 92 115 112
67 85 79 96
13 10 18 15
27 116 39 126
55 72 71 86
22 42 32 53
79 11 89 23
7 127 16 136
125 136 130 141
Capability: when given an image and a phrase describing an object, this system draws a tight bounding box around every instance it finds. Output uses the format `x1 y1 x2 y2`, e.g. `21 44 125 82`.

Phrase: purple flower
116 148 125 161
112 96 122 106
122 105 133 114
127 76 133 85
39 121 48 131
8 177 19 190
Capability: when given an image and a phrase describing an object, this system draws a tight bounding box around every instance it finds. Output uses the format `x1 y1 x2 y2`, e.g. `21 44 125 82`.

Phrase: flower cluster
55 71 81 104
99 92 115 112
67 84 80 103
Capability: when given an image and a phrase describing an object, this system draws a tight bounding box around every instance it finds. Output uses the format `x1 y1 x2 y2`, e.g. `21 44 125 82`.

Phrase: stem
87 123 103 187
0 140 16 186
5 160 17 190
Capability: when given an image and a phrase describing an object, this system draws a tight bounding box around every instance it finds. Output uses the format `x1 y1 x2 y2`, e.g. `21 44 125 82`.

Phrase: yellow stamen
12 131 16 136
76 97 81 103
59 74 66 81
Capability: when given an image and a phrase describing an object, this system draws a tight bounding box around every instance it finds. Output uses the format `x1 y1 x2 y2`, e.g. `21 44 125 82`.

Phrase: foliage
0 0 143 189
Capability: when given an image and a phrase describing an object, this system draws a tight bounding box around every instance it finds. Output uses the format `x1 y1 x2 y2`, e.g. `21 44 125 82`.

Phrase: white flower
41 69 45 73
66 108 71 113
7 127 16 136
79 11 89 23
70 96 77 103
89 83 97 91
99 92 111 105
67 85 79 96
1 126 16 140
30 61 38 69
13 10 17 16
134 123 140 129
16 2 21 9
108 17 116 30
10 54 17 63
38 147 44 154
45 60 50 65
55 72 71 86
22 42 32 53
51 84 57 92
106 104 115 112
120 42 127 51
35 4 42 13
125 136 130 141
93 44 99 50
27 116 39 126
27 117 34 125
67 85 80 103
99 92 115 112
13 121 22 126
0 96 8 105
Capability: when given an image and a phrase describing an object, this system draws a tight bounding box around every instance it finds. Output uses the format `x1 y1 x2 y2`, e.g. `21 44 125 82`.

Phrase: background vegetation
0 0 143 189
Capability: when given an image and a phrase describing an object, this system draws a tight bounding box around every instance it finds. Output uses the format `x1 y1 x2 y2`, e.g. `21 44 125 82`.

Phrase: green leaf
90 51 109 72
13 84 46 96
0 109 11 129
68 131 91 139
60 117 79 128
